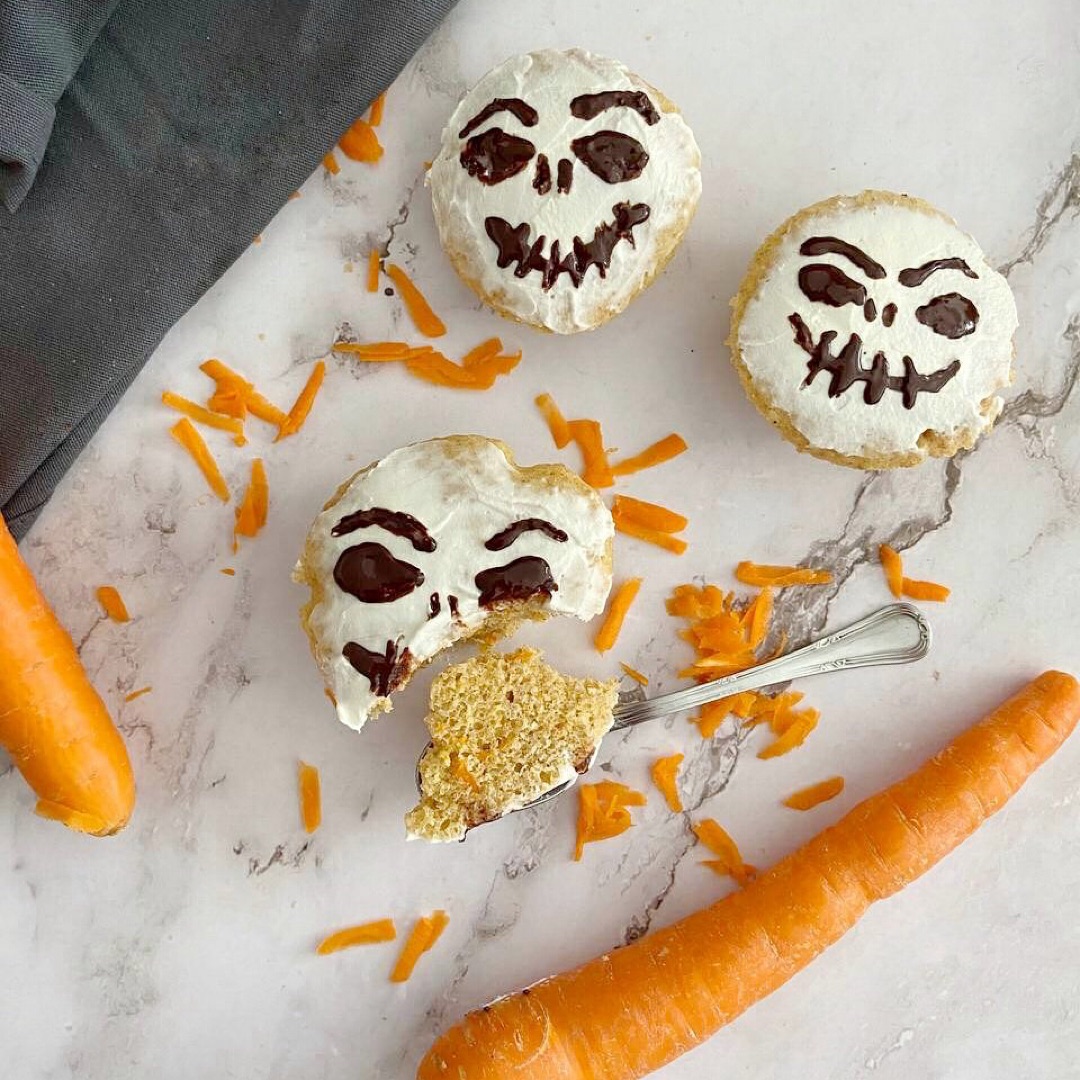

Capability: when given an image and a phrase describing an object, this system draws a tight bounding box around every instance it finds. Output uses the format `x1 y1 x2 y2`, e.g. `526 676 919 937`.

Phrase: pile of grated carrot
574 780 647 860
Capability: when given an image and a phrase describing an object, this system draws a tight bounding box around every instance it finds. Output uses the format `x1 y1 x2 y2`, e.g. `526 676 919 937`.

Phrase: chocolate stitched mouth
484 201 650 291
789 313 961 410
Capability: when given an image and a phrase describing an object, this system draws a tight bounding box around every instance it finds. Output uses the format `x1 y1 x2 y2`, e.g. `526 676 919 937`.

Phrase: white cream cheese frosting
429 49 701 334
735 192 1018 459
295 436 613 731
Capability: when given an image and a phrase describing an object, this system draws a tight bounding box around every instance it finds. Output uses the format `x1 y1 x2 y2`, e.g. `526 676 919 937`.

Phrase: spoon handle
612 602 931 731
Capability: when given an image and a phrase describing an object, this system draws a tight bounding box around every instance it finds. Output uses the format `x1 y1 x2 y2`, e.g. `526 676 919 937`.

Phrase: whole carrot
0 516 135 835
418 670 1080 1080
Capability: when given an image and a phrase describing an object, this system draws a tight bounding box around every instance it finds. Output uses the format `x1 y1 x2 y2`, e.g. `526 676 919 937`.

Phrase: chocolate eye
916 293 980 339
459 128 536 185
334 542 424 603
798 264 867 307
570 130 648 183
475 556 557 608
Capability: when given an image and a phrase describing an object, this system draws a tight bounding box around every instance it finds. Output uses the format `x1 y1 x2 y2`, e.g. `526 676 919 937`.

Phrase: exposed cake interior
407 648 618 842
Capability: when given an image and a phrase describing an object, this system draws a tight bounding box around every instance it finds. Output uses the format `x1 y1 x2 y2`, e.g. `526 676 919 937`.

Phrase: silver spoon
415 602 931 817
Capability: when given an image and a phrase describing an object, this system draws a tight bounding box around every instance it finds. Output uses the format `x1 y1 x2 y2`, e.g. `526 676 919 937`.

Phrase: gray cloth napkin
0 0 457 538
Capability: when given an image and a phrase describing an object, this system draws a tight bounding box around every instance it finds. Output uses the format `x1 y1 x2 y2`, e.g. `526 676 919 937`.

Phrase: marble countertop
4 1 1080 1077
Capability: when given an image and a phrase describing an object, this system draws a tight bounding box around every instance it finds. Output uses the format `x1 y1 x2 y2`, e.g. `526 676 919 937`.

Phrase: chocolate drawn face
331 507 567 696
789 236 982 409
456 89 659 291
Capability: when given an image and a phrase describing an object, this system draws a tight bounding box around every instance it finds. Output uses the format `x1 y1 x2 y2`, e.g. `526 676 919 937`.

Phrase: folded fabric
0 0 458 538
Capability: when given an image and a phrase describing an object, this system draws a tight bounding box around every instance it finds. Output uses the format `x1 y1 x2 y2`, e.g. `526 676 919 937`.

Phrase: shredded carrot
746 587 773 649
758 707 819 759
200 359 287 428
696 692 760 737
651 754 684 813
451 754 481 792
594 578 642 654
568 419 614 488
369 92 387 127
367 250 381 292
735 561 833 587
879 544 904 598
610 433 688 477
694 819 756 886
535 393 572 449
220 568 236 576
161 391 246 445
96 585 130 623
385 264 446 337
460 337 503 368
391 911 450 982
170 418 230 501
404 350 475 388
574 780 647 860
298 760 322 833
323 151 340 175
784 776 845 811
316 918 396 955
124 687 152 703
339 117 383 163
233 459 269 549
277 360 326 439
902 577 951 603
612 495 688 534
619 662 649 686
460 349 521 388
615 518 688 555
333 341 424 360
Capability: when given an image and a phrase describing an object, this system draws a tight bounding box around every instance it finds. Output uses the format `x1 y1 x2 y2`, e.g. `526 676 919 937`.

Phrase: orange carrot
366 250 381 292
758 707 819 758
323 151 340 175
369 92 387 127
594 578 642 654
220 568 236 576
419 671 1080 1080
879 544 903 598
339 117 383 162
462 349 522 388
535 393 571 449
651 754 684 813
161 391 246 445
233 459 269 549
784 776 845 811
746 587 773 649
735 561 833 587
124 686 152 703
612 495 688 534
96 585 130 623
574 780 647 860
568 419 614 488
405 351 475 388
0 515 136 835
200 359 288 428
385 264 446 337
391 911 449 982
277 361 325 439
696 691 760 738
298 760 322 834
170 418 230 501
614 517 688 555
460 337 503 368
903 577 951 603
694 818 757 886
610 433 688 477
316 918 396 955
619 663 649 687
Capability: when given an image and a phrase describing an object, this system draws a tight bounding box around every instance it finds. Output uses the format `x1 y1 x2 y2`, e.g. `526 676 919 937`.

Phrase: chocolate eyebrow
898 258 978 287
485 517 569 551
799 236 886 280
331 507 437 552
459 97 539 139
569 90 660 126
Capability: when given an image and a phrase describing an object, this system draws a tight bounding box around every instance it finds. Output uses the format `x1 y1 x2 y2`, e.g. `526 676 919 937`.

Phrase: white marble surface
3 2 1080 1077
